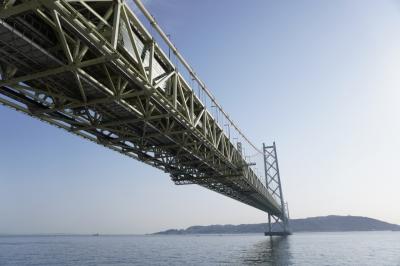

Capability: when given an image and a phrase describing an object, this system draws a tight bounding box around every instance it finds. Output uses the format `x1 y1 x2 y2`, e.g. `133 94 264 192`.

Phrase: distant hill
154 215 400 235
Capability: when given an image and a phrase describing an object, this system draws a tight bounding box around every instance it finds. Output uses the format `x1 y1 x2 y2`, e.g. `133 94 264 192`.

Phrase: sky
1 0 400 234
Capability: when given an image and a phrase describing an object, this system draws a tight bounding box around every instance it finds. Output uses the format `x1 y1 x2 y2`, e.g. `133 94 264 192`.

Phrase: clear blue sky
1 0 400 234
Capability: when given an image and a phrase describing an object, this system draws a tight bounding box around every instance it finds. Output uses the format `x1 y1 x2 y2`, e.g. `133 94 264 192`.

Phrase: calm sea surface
0 232 399 265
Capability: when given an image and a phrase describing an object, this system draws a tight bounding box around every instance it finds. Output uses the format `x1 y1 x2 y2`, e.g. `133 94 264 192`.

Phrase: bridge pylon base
264 231 292 236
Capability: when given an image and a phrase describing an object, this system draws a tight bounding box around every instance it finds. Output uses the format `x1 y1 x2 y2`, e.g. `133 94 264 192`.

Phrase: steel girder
0 0 282 215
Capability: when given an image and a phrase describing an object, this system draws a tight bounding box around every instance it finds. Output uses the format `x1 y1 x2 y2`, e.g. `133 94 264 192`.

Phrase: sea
0 232 399 265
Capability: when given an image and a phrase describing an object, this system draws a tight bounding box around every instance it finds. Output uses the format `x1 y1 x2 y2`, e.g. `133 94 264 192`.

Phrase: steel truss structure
0 0 288 218
263 142 291 235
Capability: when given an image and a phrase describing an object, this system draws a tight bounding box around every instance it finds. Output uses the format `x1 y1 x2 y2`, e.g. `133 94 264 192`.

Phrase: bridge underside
0 0 282 216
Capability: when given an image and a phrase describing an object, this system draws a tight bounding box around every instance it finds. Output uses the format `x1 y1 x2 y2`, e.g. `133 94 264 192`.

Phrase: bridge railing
128 0 267 186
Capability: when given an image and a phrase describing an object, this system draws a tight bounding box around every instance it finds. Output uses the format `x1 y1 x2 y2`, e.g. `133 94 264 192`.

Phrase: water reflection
242 236 292 265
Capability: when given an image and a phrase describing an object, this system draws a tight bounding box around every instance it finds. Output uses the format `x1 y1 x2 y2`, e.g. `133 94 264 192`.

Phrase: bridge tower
263 142 291 236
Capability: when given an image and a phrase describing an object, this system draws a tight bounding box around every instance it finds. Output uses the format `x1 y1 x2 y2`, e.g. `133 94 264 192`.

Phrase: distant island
154 215 400 235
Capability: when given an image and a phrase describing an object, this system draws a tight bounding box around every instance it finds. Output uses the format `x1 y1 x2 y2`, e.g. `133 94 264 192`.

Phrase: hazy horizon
1 0 400 234
0 214 398 235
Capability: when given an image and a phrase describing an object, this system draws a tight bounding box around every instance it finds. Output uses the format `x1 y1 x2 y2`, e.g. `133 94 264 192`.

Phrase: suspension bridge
0 0 290 235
